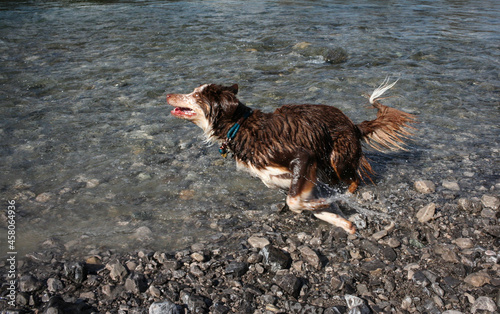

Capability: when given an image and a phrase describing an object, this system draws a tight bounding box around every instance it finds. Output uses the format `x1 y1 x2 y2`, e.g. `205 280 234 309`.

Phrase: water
1 0 499 257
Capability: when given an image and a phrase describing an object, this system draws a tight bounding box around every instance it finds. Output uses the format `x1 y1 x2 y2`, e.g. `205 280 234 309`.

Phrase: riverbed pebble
416 202 436 223
464 271 491 287
443 180 460 191
35 192 53 203
248 236 271 249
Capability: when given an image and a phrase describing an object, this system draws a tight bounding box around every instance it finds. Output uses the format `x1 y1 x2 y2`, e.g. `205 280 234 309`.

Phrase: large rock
261 245 292 272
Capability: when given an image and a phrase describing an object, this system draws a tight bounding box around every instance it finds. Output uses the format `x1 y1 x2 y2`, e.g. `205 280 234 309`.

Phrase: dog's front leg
285 151 330 213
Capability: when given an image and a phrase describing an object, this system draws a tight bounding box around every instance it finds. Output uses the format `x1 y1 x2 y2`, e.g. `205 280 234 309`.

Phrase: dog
166 78 415 234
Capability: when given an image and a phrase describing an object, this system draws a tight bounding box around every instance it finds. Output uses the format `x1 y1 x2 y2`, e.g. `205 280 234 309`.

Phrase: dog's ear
226 84 238 95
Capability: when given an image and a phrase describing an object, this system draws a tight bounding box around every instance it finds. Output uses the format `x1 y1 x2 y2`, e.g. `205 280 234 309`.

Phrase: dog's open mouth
171 107 196 118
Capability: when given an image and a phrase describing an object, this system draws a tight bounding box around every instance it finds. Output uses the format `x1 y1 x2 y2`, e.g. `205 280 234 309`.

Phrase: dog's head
167 84 240 134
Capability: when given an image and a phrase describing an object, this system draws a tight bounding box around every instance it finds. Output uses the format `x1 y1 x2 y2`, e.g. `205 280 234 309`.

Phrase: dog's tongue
172 107 195 117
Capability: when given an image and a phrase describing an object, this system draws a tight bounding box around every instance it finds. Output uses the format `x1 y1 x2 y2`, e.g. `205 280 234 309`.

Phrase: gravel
0 179 499 313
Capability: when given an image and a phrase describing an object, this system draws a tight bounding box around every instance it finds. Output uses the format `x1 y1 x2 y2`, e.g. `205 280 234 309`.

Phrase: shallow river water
1 0 499 257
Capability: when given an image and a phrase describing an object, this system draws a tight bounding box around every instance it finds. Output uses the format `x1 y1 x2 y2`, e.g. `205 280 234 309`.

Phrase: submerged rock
414 180 436 194
323 47 348 64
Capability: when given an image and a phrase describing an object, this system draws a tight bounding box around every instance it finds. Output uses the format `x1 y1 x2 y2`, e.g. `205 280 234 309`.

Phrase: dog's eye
194 93 200 98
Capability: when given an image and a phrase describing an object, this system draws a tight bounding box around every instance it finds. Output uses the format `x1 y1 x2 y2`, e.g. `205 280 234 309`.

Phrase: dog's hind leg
285 150 356 234
313 211 356 234
285 151 330 213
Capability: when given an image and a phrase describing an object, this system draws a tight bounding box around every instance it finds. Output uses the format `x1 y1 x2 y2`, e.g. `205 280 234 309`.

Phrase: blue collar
219 110 253 158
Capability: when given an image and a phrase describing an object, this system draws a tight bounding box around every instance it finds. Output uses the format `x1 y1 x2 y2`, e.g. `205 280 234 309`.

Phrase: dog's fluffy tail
357 78 416 151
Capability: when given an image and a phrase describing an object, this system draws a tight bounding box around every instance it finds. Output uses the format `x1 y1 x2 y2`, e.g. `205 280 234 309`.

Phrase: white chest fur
236 161 291 190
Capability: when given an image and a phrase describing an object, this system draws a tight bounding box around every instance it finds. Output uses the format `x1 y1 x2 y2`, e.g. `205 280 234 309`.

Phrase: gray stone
274 274 302 298
225 262 248 277
261 245 292 272
64 262 87 284
360 239 381 255
414 180 435 194
190 264 204 277
149 300 183 314
416 203 436 223
19 275 40 292
125 273 148 294
298 246 321 269
471 296 497 313
212 303 230 314
181 292 209 313
47 278 64 293
361 259 385 272
381 246 397 262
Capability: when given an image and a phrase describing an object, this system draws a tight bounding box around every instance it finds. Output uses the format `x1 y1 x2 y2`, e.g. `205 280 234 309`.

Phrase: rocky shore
1 181 499 314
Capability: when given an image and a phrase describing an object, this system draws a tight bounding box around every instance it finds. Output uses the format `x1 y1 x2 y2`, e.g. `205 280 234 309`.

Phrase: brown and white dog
166 79 415 234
